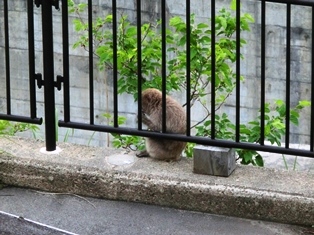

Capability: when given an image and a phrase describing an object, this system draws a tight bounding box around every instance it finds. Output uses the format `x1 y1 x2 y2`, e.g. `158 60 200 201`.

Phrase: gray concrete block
193 145 236 177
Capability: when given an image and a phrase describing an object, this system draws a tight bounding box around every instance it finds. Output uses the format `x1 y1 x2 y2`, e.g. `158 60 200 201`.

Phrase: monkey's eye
142 112 149 118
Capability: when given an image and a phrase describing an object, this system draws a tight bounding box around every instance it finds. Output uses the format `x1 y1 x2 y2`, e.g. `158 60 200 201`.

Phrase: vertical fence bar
137 0 142 130
186 0 191 136
260 0 266 146
112 0 118 127
235 0 241 142
285 3 291 148
62 0 70 122
311 6 314 152
211 0 216 139
27 0 37 119
4 0 11 115
88 0 94 125
41 0 56 151
161 0 167 133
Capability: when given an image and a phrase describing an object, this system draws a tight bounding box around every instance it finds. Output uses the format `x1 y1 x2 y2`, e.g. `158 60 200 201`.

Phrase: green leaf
271 119 285 129
240 126 251 135
290 115 299 126
230 0 237 11
243 13 255 23
102 113 112 119
104 14 113 23
169 16 182 26
200 36 211 43
112 139 122 148
297 100 311 109
275 99 284 106
126 27 137 36
248 121 259 126
220 17 227 29
255 154 264 167
290 109 299 119
264 125 271 135
197 23 209 29
276 104 286 117
78 3 87 12
178 35 187 46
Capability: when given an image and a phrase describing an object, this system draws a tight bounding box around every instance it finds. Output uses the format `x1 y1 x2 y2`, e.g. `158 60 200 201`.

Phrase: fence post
41 0 56 151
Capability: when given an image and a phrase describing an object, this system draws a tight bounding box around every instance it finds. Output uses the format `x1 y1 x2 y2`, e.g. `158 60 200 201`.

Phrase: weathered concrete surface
0 137 313 226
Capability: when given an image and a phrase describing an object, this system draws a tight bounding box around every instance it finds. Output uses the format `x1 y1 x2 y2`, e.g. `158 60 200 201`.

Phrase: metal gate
1 0 314 159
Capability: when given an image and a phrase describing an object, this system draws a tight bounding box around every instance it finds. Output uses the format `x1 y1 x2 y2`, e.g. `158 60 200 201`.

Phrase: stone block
193 145 236 177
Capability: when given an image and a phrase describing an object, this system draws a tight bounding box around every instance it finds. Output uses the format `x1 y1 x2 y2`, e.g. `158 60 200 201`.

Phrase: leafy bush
0 120 39 138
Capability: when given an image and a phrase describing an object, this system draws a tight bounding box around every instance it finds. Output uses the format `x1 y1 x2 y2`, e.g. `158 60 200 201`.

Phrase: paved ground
0 187 313 235
0 211 76 235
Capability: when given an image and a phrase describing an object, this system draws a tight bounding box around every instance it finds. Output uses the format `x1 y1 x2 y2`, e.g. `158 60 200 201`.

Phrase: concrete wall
0 0 312 147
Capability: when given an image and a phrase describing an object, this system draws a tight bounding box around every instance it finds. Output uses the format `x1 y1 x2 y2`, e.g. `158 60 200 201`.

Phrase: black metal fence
1 0 314 158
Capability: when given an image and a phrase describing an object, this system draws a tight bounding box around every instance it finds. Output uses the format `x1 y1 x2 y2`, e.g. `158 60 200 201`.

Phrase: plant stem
293 156 298 171
282 154 289 170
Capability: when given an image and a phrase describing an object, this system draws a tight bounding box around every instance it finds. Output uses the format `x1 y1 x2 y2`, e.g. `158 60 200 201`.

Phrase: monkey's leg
136 150 150 158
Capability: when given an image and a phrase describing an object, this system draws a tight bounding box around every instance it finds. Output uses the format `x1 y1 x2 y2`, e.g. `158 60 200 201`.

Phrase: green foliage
69 0 253 102
70 0 310 166
185 142 196 158
111 134 146 151
0 120 39 138
103 113 145 151
194 99 310 166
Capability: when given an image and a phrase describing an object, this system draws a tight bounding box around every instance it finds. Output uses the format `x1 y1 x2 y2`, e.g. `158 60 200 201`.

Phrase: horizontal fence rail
0 0 313 159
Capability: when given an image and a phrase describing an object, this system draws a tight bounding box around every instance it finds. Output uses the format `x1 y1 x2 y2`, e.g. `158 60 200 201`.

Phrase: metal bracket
34 0 60 10
34 73 63 91
35 73 44 89
55 75 63 91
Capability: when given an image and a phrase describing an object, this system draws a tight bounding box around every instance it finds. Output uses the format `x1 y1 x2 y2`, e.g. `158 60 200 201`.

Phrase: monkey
136 88 186 161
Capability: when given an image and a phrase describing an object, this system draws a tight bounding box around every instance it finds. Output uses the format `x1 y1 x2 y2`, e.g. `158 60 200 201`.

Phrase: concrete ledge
0 137 313 226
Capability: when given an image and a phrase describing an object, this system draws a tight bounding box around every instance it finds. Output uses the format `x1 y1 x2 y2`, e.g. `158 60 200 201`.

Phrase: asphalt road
0 187 312 235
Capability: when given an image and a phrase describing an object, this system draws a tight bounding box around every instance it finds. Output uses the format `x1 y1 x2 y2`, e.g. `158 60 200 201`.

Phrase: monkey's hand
136 150 150 158
142 112 161 132
142 112 153 127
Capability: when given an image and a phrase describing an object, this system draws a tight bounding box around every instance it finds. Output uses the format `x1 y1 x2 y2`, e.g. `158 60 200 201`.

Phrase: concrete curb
0 137 313 226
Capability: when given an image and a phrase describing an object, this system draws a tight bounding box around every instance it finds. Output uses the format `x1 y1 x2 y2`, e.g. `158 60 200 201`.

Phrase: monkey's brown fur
138 88 186 161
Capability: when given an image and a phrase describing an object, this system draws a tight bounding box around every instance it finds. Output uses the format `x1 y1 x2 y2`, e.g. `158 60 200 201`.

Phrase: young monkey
136 88 186 161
